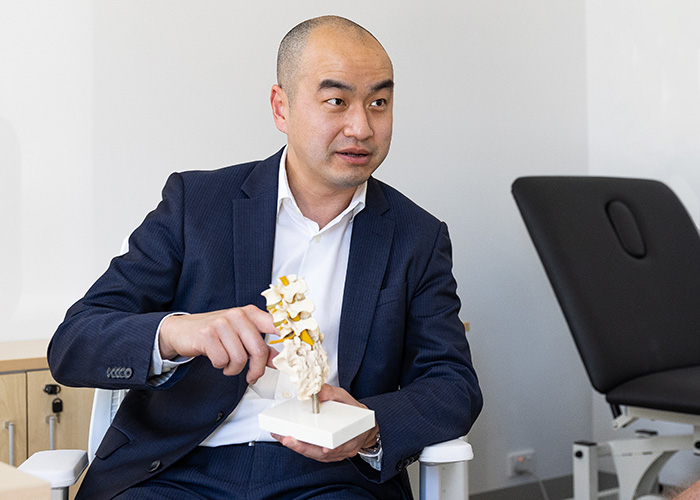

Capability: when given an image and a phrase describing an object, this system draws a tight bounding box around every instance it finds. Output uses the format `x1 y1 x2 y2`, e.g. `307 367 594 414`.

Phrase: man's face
273 27 394 196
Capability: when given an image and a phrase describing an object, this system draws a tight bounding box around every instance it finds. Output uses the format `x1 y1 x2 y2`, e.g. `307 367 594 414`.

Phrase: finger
214 307 268 382
213 325 248 376
278 435 339 462
316 384 339 402
238 308 279 381
242 304 279 336
237 326 271 384
271 433 359 463
317 385 363 408
199 322 235 370
266 346 278 368
245 344 269 384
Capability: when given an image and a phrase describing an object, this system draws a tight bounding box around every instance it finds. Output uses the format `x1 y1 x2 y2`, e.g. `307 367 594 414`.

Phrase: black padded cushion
606 200 647 258
607 366 700 415
512 176 700 407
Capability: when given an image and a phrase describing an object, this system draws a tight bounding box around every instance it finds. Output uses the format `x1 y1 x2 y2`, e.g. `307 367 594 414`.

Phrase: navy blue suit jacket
48 149 482 499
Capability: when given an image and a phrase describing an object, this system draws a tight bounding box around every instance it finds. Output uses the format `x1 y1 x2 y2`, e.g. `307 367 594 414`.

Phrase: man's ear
270 84 289 134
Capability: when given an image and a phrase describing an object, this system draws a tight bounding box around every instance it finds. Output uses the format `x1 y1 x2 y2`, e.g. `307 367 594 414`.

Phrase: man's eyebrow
317 78 395 93
318 79 354 92
371 79 395 93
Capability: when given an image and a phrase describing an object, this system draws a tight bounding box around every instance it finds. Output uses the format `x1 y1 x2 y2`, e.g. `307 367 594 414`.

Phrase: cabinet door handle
4 421 15 466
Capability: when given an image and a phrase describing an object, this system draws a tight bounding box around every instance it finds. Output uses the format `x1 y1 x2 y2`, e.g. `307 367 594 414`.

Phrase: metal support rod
46 415 56 450
311 393 320 414
52 486 70 500
5 421 15 466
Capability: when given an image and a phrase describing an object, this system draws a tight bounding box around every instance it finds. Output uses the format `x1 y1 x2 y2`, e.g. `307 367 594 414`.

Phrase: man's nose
343 106 373 140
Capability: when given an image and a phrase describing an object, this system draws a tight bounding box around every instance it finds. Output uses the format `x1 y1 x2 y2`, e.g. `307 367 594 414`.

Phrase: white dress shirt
150 148 366 447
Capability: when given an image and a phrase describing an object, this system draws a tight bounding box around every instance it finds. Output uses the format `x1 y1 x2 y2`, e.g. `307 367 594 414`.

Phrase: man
675 481 700 499
48 15 482 499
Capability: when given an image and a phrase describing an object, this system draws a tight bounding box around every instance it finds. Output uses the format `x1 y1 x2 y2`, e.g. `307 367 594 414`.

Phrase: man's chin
331 168 376 190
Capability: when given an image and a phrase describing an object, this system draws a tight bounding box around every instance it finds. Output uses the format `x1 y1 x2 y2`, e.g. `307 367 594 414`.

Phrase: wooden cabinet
0 461 50 500
0 340 93 466
0 372 28 465
27 370 93 457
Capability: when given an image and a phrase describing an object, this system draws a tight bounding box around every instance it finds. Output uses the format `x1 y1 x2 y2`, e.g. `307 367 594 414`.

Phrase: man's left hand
271 384 379 462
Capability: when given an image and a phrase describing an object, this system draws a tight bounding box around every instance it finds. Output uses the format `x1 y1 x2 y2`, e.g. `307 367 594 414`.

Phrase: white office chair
20 386 472 500
19 238 474 499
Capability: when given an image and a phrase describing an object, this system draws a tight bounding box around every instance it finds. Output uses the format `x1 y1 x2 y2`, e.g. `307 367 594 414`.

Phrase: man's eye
370 99 386 107
327 98 344 106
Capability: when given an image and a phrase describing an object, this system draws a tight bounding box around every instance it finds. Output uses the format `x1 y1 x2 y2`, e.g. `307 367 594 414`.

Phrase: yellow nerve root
269 333 295 344
269 330 314 346
300 330 314 346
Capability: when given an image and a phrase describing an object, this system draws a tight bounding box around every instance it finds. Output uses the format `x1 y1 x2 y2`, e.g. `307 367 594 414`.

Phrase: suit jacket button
148 460 161 473
216 411 225 422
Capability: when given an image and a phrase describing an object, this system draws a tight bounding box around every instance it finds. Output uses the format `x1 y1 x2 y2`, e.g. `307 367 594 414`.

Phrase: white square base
258 399 375 449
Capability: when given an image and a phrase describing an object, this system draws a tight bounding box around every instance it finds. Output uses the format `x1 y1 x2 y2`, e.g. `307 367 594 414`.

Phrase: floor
469 472 679 500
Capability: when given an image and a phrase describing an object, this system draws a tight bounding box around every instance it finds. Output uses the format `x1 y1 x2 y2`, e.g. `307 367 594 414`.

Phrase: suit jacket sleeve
352 220 482 483
48 172 190 390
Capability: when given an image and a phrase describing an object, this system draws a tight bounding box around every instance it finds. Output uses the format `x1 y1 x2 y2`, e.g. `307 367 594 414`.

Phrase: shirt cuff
148 312 194 385
357 434 383 471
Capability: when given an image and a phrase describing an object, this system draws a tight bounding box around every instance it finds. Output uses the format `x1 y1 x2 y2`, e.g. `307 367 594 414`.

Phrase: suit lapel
231 152 281 309
229 160 395 388
338 178 394 388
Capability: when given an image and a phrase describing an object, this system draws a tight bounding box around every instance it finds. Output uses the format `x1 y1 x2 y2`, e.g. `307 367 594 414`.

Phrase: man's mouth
337 149 371 160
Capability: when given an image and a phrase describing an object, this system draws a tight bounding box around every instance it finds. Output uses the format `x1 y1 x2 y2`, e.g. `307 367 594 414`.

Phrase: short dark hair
276 16 380 100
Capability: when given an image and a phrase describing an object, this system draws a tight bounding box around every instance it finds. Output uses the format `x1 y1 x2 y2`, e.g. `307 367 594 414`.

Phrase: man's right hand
159 305 279 384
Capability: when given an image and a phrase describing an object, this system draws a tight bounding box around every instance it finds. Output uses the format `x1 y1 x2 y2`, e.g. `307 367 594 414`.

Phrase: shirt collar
277 146 367 221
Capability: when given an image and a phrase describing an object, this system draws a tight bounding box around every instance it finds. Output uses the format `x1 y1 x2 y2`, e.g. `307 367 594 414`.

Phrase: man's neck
284 155 357 229
290 182 355 229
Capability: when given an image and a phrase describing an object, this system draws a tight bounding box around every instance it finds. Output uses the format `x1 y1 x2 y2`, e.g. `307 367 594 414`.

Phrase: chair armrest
419 438 473 465
18 449 88 489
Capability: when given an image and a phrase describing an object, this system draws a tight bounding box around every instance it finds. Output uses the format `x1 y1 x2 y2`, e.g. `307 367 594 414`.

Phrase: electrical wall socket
507 450 535 477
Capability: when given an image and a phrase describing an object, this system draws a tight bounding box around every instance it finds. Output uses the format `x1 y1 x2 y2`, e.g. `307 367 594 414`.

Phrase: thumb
317 384 358 406
266 346 278 368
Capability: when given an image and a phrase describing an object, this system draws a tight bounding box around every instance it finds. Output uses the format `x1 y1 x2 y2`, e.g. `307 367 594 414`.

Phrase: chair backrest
512 176 700 394
87 234 131 462
87 389 127 462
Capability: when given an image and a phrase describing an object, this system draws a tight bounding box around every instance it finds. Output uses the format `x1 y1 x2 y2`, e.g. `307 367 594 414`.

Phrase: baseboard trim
470 472 618 500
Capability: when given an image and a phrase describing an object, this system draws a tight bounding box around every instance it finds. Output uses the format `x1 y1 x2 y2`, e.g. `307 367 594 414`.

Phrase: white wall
0 2 94 341
13 0 700 495
448 2 590 493
587 0 700 486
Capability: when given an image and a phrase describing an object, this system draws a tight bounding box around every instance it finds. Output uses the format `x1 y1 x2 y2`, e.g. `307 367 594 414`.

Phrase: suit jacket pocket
373 282 407 342
376 281 407 307
95 425 131 460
